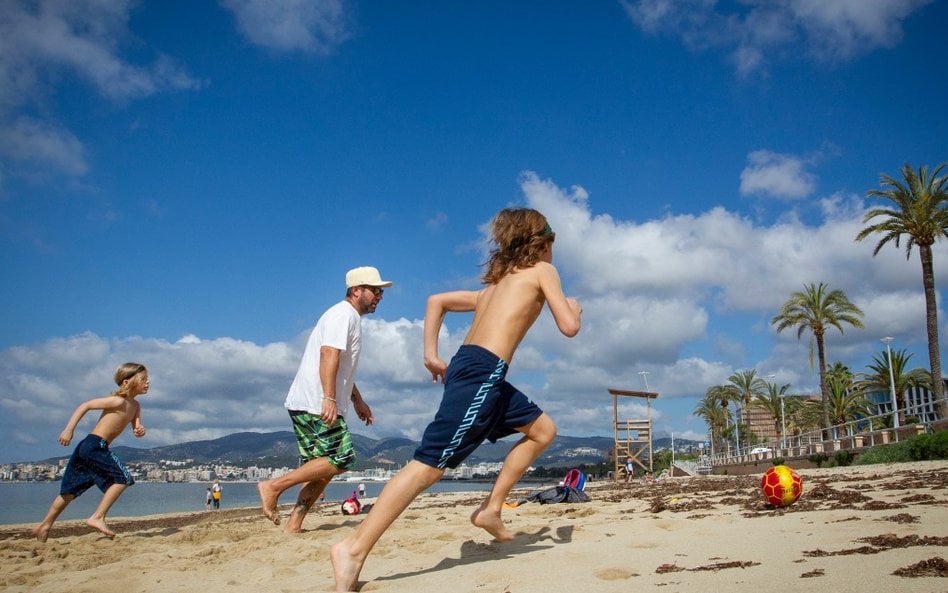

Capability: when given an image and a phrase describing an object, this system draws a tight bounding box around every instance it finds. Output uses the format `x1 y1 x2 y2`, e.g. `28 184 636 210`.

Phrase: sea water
0 480 512 526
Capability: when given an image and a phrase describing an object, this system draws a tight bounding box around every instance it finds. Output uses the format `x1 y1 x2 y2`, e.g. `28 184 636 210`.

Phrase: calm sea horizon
0 479 547 527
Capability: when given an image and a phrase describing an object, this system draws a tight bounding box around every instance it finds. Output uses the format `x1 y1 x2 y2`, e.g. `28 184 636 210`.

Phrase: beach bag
533 485 590 504
212 490 221 501
504 468 591 508
507 484 591 507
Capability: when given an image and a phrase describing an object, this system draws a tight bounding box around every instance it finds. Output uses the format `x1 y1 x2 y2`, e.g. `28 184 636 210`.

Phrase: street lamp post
767 373 783 450
881 337 899 432
780 394 787 451
734 405 741 455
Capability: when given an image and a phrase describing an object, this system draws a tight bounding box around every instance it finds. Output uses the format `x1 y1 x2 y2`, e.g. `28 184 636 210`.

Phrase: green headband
508 222 555 251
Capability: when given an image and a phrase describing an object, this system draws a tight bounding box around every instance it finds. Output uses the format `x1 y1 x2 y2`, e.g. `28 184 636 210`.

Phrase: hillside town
0 457 524 484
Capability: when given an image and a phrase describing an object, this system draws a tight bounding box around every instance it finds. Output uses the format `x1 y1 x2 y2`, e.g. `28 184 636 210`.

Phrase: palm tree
856 162 948 419
796 399 827 436
826 361 854 387
751 380 791 446
824 362 871 433
772 283 865 435
693 391 729 456
705 384 732 411
780 394 807 444
701 384 737 453
855 348 932 425
724 369 767 443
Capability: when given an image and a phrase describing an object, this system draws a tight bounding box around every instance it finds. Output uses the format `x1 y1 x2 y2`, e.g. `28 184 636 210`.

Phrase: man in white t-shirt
257 266 392 533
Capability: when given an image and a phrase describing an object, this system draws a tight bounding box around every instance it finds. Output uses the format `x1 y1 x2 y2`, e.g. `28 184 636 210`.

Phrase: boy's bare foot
33 524 50 543
257 481 281 525
85 517 116 539
331 539 365 592
470 506 513 542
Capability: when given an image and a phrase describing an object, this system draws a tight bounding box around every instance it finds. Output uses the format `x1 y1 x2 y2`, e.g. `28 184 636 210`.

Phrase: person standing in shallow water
331 208 582 591
33 363 150 542
257 266 391 533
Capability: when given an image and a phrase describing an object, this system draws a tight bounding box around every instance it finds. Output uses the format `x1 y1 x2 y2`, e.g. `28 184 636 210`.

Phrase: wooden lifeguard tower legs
608 388 659 482
616 419 652 477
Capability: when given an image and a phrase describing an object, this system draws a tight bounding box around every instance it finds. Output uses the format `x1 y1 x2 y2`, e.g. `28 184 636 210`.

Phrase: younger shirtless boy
34 362 149 542
331 207 582 591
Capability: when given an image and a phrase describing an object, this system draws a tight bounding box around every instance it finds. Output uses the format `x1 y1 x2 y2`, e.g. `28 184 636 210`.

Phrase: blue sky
2 0 947 463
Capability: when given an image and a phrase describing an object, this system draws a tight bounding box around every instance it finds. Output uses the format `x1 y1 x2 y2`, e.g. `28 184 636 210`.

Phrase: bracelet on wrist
324 396 336 403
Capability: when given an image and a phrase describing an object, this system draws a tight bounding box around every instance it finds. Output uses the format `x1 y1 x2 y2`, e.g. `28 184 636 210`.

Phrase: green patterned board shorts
288 411 357 470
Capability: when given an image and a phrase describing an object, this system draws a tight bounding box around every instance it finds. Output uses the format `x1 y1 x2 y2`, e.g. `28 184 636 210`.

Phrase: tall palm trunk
920 243 947 418
816 330 831 438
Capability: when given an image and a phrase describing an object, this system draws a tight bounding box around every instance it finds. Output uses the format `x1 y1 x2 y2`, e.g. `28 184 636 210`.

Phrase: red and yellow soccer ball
760 465 803 507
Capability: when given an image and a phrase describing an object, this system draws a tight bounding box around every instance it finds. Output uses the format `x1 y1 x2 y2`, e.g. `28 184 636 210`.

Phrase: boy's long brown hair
482 208 555 285
113 362 147 398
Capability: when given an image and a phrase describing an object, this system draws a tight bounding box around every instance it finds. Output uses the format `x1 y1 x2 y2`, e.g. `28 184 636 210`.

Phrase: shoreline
2 460 946 592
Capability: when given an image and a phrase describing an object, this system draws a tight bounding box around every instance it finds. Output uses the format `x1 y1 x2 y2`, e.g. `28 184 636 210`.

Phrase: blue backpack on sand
562 468 586 491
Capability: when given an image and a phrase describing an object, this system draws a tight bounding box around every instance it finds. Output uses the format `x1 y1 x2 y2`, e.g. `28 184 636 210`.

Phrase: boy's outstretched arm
538 263 582 337
424 290 479 383
58 396 125 445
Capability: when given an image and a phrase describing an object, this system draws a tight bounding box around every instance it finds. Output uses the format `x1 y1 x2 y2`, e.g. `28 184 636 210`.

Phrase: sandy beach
1 460 945 593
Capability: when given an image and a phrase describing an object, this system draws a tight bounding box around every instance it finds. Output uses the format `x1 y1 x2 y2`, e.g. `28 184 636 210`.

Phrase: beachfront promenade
696 418 948 476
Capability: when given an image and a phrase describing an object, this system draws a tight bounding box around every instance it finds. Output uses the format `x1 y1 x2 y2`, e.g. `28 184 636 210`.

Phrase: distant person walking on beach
257 266 391 533
33 363 150 542
205 487 212 511
332 208 582 590
212 480 222 510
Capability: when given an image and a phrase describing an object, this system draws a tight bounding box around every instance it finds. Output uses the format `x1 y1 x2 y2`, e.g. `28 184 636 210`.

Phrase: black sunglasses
360 285 384 297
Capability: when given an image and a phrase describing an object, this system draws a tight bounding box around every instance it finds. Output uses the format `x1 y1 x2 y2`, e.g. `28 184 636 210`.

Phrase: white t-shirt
284 300 362 417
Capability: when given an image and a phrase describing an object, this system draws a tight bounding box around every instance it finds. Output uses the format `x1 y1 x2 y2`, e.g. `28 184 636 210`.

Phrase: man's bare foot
85 517 115 539
257 481 281 525
33 524 50 543
331 539 365 592
470 506 513 542
282 505 310 534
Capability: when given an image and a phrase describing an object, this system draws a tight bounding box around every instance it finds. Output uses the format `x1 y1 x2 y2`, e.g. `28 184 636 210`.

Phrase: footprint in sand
594 567 637 580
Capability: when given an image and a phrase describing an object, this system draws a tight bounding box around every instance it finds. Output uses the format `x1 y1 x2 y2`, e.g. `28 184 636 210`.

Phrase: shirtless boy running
331 207 582 591
34 362 149 542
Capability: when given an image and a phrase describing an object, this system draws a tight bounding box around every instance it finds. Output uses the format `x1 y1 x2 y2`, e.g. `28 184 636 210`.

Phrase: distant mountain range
68 431 698 469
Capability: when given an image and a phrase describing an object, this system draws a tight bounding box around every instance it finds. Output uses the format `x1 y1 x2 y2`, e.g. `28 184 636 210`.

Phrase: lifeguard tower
608 388 658 481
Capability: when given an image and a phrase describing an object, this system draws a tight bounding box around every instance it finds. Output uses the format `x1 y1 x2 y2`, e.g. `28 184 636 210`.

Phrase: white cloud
0 0 201 108
0 0 201 182
790 0 932 61
621 0 933 75
0 117 88 175
221 0 351 54
740 150 817 199
3 173 946 462
518 170 946 387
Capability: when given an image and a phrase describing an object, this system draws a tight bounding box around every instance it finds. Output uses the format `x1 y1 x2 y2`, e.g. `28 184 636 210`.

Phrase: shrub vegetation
855 430 948 465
